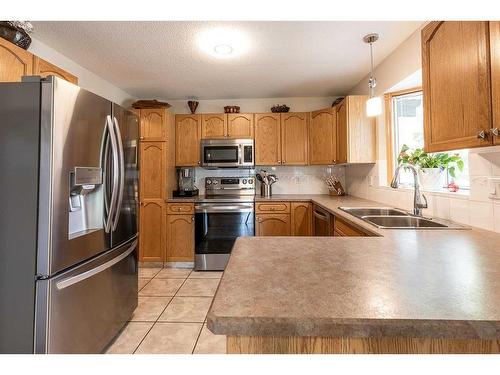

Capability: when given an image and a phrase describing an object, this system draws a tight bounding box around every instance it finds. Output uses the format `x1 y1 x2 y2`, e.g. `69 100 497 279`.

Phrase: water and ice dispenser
68 167 103 238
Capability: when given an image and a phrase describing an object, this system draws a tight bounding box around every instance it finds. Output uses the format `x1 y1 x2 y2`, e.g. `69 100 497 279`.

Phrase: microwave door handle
238 145 242 165
111 116 125 231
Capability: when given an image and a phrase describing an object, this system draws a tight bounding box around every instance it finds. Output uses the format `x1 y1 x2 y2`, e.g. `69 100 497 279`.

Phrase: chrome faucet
390 163 428 216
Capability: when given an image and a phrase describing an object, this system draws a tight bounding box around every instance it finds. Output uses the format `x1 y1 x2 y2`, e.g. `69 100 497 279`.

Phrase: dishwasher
313 205 332 236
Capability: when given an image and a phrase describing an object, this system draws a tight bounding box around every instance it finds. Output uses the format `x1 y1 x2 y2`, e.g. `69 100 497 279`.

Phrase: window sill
378 185 470 199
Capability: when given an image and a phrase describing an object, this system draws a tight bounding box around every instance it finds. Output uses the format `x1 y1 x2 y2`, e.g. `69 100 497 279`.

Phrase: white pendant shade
366 96 382 117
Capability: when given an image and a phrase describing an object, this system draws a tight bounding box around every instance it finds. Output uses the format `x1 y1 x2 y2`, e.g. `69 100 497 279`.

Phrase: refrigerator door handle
55 239 137 290
111 116 125 231
104 115 120 233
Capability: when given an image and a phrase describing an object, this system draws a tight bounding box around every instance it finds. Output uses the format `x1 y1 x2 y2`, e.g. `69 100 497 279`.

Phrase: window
387 89 469 191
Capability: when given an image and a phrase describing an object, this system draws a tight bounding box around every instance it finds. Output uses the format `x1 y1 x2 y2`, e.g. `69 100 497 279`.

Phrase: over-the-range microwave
200 139 254 168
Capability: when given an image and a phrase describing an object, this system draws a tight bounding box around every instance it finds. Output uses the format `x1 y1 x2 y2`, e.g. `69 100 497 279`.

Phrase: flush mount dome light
214 44 233 55
198 27 249 58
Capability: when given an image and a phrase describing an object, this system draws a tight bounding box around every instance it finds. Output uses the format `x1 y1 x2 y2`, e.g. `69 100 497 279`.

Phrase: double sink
339 207 467 229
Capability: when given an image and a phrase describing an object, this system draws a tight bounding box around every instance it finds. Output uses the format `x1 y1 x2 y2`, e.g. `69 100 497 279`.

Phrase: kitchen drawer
256 202 290 213
166 203 194 215
334 216 365 237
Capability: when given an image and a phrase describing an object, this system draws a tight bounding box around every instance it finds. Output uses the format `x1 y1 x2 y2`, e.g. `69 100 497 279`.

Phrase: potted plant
397 144 464 190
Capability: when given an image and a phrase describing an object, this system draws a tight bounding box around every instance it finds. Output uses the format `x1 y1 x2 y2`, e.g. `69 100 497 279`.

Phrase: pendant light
363 33 382 117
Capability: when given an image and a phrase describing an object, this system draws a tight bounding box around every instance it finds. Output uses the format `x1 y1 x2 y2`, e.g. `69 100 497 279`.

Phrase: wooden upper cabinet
255 113 281 165
422 21 493 152
309 108 336 165
32 56 78 84
175 114 201 166
490 21 500 146
281 113 308 165
227 113 254 138
335 101 348 164
139 201 165 262
0 38 33 82
166 214 194 262
139 142 166 200
140 108 167 141
255 213 291 236
291 202 312 236
201 113 227 139
344 96 376 163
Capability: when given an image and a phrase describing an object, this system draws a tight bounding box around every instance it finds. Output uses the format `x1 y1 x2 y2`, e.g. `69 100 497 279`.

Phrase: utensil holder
261 184 272 197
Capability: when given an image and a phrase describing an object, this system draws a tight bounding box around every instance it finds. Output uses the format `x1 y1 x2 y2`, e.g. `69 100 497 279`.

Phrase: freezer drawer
36 238 138 353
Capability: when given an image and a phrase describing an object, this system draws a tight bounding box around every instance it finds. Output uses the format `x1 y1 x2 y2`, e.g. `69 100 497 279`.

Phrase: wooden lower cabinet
227 336 500 354
291 202 312 236
166 213 195 262
139 201 165 262
255 213 291 236
333 215 369 237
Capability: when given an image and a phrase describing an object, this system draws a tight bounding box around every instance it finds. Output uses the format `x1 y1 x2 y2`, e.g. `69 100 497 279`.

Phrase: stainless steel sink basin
338 206 469 230
362 215 448 229
339 207 409 217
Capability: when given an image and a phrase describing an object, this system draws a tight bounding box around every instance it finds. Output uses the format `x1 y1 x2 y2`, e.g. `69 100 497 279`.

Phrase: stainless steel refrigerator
0 76 139 353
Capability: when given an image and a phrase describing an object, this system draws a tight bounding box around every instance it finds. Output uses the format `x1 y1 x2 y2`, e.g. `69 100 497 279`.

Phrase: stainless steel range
194 177 255 271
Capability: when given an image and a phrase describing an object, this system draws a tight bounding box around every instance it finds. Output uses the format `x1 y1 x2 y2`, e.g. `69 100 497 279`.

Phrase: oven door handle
195 204 254 213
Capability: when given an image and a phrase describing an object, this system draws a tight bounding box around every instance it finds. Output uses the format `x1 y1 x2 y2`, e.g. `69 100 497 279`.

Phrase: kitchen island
206 195 500 354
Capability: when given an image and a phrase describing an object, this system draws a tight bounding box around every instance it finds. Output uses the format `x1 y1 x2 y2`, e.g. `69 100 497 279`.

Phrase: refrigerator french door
0 76 138 353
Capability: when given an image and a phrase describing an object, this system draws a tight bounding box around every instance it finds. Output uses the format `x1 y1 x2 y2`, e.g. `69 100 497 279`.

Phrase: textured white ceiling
31 21 423 100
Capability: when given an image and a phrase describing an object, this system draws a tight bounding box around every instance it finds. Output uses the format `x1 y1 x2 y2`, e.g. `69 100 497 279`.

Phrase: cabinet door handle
139 136 145 140
477 130 486 139
491 128 499 137
191 217 194 222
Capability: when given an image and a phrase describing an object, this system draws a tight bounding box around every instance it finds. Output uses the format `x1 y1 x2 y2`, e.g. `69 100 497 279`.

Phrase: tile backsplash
192 165 345 196
345 146 500 233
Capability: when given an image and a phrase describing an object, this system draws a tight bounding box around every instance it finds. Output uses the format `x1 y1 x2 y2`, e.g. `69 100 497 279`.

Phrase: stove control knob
242 179 247 184
213 180 218 185
206 179 212 185
248 178 254 184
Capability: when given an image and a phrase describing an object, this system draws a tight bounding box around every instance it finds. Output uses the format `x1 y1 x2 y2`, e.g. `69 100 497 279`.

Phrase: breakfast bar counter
206 195 500 354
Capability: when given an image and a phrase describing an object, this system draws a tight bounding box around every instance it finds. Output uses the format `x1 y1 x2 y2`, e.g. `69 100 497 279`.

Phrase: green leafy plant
397 144 464 178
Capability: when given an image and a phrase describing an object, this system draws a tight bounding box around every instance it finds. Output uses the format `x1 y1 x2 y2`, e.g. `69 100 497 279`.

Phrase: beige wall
349 27 423 96
28 37 135 106
167 97 337 114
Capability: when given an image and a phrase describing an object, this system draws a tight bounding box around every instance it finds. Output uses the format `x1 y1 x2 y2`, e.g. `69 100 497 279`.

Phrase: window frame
385 87 470 191
384 86 422 186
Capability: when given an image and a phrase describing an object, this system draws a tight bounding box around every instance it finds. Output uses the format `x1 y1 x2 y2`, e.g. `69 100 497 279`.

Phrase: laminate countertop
207 194 500 340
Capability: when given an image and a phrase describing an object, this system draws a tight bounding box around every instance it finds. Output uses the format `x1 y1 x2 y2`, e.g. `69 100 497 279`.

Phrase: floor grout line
191 321 205 354
133 268 196 354
130 267 222 354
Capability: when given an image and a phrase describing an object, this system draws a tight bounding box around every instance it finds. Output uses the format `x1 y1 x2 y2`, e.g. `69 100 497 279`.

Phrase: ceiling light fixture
214 44 233 55
197 27 249 59
363 33 382 117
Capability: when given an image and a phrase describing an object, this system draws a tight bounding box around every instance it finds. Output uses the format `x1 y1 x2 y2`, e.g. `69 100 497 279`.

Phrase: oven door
195 203 254 269
201 144 240 168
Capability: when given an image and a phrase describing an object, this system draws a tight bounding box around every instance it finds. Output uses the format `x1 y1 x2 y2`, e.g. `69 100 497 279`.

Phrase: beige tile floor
106 267 226 354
